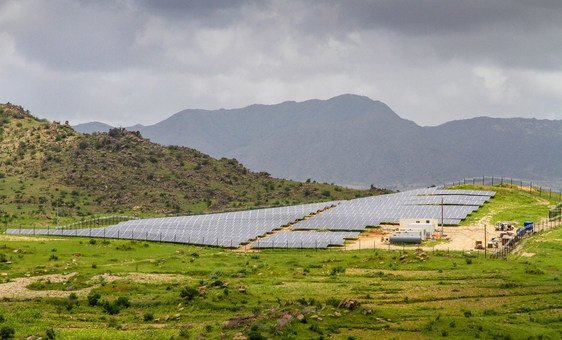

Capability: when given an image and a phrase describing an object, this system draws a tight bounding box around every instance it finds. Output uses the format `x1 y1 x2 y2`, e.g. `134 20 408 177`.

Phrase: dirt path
0 272 187 300
346 225 503 252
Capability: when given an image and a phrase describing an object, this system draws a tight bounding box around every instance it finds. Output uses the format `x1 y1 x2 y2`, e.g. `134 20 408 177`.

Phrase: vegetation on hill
0 103 386 228
0 226 559 339
449 184 560 226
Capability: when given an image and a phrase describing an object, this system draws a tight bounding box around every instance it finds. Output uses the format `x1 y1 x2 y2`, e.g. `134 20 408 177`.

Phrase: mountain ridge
72 95 562 189
0 103 377 228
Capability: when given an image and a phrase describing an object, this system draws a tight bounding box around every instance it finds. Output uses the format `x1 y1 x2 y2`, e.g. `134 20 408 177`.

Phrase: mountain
0 103 378 227
73 121 113 133
75 94 562 189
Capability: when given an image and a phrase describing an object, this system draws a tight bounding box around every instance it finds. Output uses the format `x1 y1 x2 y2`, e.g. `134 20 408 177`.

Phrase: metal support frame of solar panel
251 231 359 249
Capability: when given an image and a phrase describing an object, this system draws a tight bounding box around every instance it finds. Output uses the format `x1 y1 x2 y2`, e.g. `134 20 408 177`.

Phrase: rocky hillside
0 103 382 227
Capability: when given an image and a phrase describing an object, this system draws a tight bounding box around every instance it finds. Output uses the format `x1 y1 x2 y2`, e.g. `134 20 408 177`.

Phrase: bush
463 310 473 318
330 266 346 275
483 309 499 316
101 300 121 315
87 291 101 306
143 312 154 322
0 326 14 339
45 327 56 339
116 296 130 308
180 286 198 302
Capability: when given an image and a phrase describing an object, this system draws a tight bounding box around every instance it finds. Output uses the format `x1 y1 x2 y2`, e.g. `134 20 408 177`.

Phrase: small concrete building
399 218 437 239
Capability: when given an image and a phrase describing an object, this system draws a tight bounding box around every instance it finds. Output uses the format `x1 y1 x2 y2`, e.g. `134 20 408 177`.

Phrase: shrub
87 292 101 306
45 327 56 339
143 312 154 322
0 326 14 339
101 300 121 315
483 309 499 316
116 296 130 308
330 266 346 276
463 310 473 318
180 286 198 302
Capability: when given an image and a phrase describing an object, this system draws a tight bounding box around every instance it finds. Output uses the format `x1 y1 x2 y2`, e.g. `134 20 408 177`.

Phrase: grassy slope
0 225 559 339
450 184 560 226
0 103 382 228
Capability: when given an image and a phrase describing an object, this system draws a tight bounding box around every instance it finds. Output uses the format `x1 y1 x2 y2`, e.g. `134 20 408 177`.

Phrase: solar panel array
5 187 494 249
251 231 360 248
5 202 335 247
292 188 494 232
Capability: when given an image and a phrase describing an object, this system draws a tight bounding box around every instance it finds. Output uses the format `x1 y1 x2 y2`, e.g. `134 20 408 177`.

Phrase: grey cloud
0 0 561 127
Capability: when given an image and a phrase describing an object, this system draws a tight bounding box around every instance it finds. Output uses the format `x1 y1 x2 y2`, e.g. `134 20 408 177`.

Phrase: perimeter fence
443 176 562 201
11 215 138 235
491 218 562 259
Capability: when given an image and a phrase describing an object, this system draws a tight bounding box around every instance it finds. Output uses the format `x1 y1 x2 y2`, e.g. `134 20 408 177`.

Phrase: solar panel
251 231 359 248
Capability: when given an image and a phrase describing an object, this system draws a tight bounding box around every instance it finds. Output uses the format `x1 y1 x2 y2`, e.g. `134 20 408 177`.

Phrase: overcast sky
1 0 561 126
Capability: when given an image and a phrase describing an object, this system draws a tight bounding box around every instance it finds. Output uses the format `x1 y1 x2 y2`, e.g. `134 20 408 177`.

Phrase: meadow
0 226 559 339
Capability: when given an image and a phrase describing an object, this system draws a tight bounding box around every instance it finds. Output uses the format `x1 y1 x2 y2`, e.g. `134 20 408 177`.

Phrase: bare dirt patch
92 272 185 284
0 273 84 300
520 252 535 257
346 225 504 252
0 235 64 242
0 272 187 300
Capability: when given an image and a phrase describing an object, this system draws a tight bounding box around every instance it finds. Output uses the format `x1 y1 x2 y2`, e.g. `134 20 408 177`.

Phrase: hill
77 94 562 189
0 103 380 228
73 121 114 134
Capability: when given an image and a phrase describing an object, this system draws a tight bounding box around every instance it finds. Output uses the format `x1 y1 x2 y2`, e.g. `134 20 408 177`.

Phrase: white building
398 218 437 239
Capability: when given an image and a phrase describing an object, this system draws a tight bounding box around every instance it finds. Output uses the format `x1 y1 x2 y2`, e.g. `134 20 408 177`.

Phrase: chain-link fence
443 176 562 201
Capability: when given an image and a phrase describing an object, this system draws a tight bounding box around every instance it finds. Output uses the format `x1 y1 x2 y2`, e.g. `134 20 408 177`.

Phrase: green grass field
451 184 560 227
0 185 559 339
0 226 559 339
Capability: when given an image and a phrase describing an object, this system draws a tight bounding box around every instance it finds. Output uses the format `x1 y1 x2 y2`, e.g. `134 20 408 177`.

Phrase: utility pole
441 197 445 236
484 223 487 259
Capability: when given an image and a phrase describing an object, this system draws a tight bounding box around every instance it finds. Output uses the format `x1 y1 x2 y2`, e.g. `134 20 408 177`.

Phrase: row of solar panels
5 188 494 248
251 231 360 248
5 227 246 247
